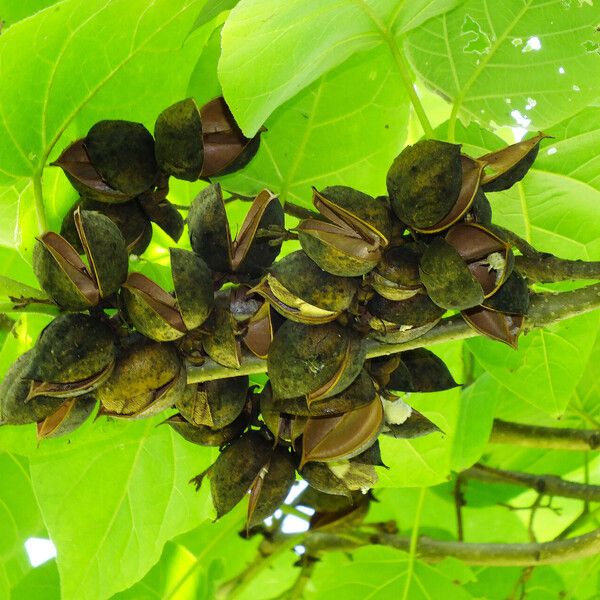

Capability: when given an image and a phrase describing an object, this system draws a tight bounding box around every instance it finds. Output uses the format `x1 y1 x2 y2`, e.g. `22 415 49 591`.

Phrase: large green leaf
218 45 410 206
29 419 217 600
219 0 462 135
467 311 599 418
306 545 474 599
406 0 600 134
0 0 59 29
0 0 212 252
0 453 47 594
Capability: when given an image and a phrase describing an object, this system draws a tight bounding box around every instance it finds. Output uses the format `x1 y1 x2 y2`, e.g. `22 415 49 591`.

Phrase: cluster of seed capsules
0 95 548 527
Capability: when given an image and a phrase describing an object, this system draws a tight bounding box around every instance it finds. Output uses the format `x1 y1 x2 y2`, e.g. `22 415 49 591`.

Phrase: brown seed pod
267 321 366 401
61 197 153 256
298 187 392 277
479 132 550 192
165 410 249 447
252 250 359 324
462 307 524 349
25 313 116 401
383 407 442 439
176 376 249 429
188 183 284 276
299 395 384 468
96 338 182 417
369 242 424 301
202 301 242 369
37 396 97 440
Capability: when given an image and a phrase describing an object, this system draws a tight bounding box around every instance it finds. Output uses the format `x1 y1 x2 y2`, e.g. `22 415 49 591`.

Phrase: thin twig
454 476 465 542
464 463 600 502
490 420 600 451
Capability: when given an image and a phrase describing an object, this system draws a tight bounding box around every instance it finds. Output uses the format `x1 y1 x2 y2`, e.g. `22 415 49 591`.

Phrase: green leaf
11 560 60 600
0 276 47 301
218 45 410 206
0 453 47 592
0 0 211 250
406 0 600 132
0 0 59 30
306 545 474 599
29 419 217 600
467 311 599 418
219 0 462 135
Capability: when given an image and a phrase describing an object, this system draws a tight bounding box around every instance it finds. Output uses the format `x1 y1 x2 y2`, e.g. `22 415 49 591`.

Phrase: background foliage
0 0 598 598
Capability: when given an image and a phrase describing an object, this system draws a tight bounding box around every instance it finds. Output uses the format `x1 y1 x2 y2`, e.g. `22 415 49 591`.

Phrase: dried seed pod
84 120 158 196
383 408 442 439
260 384 307 444
369 242 424 301
268 321 366 401
479 132 550 192
298 187 392 277
241 300 273 359
462 308 524 349
390 348 458 393
466 189 493 226
51 139 133 204
33 209 129 310
137 196 185 243
387 140 484 233
176 376 249 429
0 352 59 426
61 197 153 255
208 431 273 519
253 251 359 324
202 302 242 369
367 292 445 344
122 249 213 342
96 338 181 416
300 457 378 497
420 223 513 311
154 98 204 181
482 270 530 316
25 314 116 400
200 96 262 177
37 396 96 439
188 183 284 276
299 395 384 468
165 410 249 447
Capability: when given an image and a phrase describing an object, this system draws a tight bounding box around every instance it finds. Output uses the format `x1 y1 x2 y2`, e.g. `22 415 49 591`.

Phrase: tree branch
515 255 600 283
464 463 600 503
490 419 600 451
303 527 600 566
186 283 600 383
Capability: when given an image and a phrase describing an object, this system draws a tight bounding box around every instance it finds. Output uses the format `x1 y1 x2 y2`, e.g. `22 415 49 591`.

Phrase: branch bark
187 283 600 383
490 419 600 451
304 527 600 566
464 463 600 502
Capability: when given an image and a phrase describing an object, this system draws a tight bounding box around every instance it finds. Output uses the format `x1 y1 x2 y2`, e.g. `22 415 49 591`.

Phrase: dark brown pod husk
383 407 442 439
268 320 366 401
482 270 530 315
367 292 445 343
139 198 184 243
26 313 116 400
199 96 262 177
247 446 296 528
253 250 359 324
208 431 273 519
419 237 485 311
241 300 273 359
202 301 242 369
176 376 249 429
462 307 524 349
51 138 133 204
37 396 96 439
299 395 384 468
298 187 390 277
300 457 378 497
84 120 158 196
0 352 60 426
391 348 458 393
154 97 204 181
479 132 550 192
165 410 249 447
259 384 307 444
60 197 152 255
466 189 493 226
387 139 463 231
369 242 424 300
96 338 181 416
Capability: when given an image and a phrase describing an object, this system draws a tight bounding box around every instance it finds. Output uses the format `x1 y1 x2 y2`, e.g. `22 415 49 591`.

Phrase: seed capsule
37 396 97 439
298 187 392 277
268 321 366 401
26 313 116 400
369 242 424 301
188 183 284 277
253 251 359 324
202 301 242 369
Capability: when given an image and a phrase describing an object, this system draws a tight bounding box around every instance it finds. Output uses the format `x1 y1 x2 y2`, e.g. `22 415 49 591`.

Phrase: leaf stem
402 487 426 600
32 172 47 234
